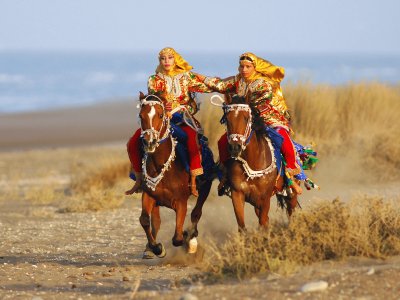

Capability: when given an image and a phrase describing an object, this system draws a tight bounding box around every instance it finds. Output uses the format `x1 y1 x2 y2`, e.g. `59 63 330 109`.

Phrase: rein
140 95 177 191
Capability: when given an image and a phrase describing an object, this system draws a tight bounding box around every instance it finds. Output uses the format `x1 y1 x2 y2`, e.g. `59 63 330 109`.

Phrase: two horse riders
127 47 313 197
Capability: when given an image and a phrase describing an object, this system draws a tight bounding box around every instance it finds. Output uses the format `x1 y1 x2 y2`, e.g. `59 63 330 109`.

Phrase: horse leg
139 193 165 258
286 192 298 217
186 179 212 240
172 201 188 247
254 206 260 218
151 205 161 239
259 197 271 228
231 191 246 232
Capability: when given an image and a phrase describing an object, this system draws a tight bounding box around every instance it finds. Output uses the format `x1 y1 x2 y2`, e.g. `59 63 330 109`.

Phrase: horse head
138 92 169 153
224 94 253 158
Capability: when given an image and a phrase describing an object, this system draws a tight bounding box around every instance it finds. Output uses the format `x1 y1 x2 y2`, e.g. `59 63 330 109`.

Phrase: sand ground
1 101 400 299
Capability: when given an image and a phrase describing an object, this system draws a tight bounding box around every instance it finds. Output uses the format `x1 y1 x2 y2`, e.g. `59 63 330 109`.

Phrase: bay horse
137 92 213 258
211 94 298 231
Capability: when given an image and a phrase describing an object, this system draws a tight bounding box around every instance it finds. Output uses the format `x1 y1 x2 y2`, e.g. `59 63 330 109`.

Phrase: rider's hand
166 112 172 119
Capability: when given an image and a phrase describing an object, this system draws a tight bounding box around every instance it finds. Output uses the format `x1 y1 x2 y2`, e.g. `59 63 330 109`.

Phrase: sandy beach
0 98 138 151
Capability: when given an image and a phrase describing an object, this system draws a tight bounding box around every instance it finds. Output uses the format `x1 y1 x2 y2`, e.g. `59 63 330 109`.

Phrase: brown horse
212 94 298 231
137 92 213 258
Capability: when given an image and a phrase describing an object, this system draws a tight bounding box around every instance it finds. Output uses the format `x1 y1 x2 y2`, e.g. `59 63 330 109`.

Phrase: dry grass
63 152 131 212
0 146 132 212
201 195 400 279
197 82 400 180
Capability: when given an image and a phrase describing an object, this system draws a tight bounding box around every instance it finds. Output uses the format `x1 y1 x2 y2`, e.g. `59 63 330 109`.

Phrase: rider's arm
202 75 237 94
187 72 214 93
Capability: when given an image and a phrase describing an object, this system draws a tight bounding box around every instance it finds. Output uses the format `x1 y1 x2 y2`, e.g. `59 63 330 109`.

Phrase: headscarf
239 52 285 83
155 47 193 76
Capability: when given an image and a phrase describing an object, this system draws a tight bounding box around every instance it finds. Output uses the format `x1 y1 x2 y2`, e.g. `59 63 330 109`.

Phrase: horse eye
160 113 163 118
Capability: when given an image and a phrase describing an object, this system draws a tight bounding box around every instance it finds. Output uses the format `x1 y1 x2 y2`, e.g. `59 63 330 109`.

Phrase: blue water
0 51 399 114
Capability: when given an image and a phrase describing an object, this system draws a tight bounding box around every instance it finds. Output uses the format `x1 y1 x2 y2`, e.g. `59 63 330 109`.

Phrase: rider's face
159 54 175 72
239 61 255 79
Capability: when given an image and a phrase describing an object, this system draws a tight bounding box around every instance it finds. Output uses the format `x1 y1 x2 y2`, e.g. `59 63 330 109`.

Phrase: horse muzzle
142 138 158 153
229 143 243 158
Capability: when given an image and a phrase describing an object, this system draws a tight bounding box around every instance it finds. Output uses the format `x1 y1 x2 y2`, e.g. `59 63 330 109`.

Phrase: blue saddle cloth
264 126 309 182
130 112 215 180
170 119 215 178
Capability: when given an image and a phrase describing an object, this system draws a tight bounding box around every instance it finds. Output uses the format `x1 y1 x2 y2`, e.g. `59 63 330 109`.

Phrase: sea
0 51 399 114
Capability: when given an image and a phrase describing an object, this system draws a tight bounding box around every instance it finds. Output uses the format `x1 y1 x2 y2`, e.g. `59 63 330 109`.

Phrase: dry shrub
285 82 400 180
64 155 130 212
202 195 400 279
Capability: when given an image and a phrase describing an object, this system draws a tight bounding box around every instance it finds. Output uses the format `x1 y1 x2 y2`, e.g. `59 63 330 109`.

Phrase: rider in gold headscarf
203 52 303 194
155 47 193 76
126 47 214 196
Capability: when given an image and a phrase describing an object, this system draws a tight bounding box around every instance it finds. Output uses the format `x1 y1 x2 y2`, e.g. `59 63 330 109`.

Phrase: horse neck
241 132 271 170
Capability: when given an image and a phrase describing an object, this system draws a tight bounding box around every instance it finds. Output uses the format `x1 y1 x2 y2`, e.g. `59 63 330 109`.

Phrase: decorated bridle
210 95 276 179
211 95 254 151
139 95 171 147
139 95 176 191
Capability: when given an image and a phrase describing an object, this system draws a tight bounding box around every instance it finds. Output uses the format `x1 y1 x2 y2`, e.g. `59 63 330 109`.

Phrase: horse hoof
142 249 156 259
155 243 166 258
144 243 166 258
187 237 198 254
172 238 184 247
142 244 156 259
184 229 198 241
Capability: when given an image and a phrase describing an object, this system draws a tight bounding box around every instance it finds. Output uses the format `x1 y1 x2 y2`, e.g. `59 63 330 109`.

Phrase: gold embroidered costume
148 47 213 114
204 52 290 130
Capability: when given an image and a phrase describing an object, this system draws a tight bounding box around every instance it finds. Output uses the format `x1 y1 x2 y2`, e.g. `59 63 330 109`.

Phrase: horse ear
139 91 146 100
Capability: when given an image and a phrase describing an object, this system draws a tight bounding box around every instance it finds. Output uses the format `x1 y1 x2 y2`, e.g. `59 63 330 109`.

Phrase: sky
0 0 400 54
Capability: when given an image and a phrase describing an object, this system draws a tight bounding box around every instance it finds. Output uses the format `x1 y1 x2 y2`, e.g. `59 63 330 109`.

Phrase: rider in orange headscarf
202 52 303 194
126 47 213 196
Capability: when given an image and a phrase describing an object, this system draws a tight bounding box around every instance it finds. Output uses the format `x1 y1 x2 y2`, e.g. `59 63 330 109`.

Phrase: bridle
139 95 177 191
210 94 276 179
139 95 170 148
223 103 254 151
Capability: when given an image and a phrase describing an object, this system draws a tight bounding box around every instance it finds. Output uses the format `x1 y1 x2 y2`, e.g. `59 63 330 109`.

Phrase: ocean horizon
0 50 399 114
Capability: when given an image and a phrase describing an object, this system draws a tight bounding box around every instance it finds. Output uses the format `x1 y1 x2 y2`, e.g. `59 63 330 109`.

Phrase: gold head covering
239 52 285 83
155 47 193 76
